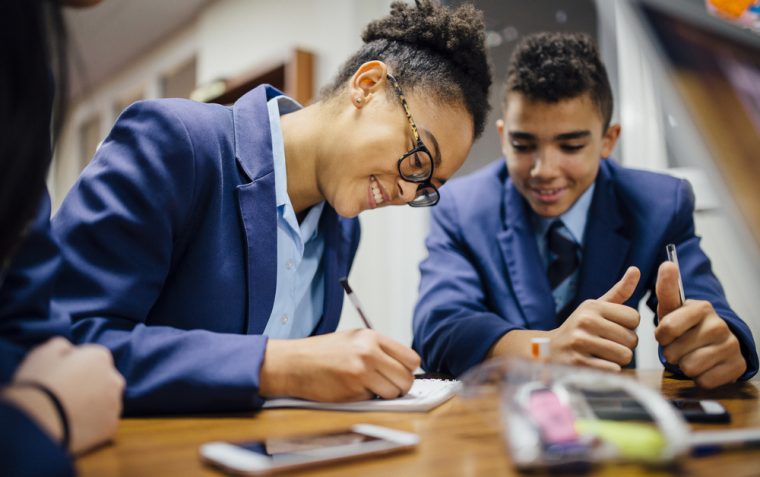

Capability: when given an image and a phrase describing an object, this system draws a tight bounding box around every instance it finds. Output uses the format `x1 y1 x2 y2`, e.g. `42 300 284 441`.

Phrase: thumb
599 266 640 304
656 261 682 319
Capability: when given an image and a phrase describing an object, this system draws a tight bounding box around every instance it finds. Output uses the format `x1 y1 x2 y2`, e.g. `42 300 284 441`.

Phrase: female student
0 1 124 475
51 0 492 414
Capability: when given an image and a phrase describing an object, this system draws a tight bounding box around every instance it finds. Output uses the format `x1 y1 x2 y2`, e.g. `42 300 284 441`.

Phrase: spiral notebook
262 379 461 412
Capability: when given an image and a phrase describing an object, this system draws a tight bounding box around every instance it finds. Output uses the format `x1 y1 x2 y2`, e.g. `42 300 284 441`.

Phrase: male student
412 32 758 389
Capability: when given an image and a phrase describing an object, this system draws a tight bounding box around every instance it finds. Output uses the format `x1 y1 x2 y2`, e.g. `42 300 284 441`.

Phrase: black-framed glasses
386 73 440 208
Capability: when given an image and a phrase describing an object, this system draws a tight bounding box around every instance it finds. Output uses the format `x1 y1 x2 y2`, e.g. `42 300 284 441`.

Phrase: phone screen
235 431 384 462
578 388 654 421
670 400 706 411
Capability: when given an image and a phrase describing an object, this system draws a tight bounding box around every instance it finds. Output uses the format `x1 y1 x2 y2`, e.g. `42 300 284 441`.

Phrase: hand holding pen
655 244 686 324
654 244 747 388
259 277 421 402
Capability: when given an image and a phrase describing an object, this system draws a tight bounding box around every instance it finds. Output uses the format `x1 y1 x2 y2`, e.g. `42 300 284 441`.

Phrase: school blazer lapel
498 180 556 330
574 162 632 307
232 85 284 335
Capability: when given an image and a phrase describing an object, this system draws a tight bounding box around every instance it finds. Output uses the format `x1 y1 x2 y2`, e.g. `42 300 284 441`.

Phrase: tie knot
547 220 577 255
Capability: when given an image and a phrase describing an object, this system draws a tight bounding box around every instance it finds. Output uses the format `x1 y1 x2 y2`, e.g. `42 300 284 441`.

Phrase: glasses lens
408 184 439 208
400 148 433 182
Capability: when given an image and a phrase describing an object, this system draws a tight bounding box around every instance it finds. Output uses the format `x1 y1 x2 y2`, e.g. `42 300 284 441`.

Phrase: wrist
487 329 549 360
1 384 66 446
259 339 296 398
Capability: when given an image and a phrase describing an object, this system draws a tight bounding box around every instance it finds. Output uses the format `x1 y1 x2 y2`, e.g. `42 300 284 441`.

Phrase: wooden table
76 370 760 476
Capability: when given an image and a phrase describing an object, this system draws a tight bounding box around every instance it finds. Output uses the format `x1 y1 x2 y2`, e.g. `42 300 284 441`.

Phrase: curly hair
322 0 491 139
504 32 613 130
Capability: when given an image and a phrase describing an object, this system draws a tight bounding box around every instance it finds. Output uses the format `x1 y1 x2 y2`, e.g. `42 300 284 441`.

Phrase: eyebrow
553 130 591 141
508 130 591 141
422 129 446 185
422 129 442 167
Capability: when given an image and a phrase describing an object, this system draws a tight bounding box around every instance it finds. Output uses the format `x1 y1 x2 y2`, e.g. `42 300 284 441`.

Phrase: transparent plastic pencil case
459 357 691 471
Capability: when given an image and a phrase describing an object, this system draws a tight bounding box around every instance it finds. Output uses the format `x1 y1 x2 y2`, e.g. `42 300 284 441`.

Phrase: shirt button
286 260 295 270
281 314 289 324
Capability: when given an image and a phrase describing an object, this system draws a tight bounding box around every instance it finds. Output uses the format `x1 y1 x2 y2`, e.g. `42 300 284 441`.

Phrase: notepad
262 379 461 412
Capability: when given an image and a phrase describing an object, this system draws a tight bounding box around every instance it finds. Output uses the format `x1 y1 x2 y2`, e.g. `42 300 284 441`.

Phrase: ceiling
63 0 214 98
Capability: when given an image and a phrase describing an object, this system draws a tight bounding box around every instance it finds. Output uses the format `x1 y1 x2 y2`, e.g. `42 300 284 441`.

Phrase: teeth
371 179 384 204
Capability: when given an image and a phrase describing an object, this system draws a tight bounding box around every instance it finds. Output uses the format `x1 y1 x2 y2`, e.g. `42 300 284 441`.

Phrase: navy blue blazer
52 85 360 415
0 193 68 383
413 159 758 379
0 195 73 477
1 403 73 477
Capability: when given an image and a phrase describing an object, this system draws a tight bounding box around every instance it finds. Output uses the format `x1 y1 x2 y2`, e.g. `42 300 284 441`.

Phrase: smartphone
199 424 419 475
670 399 731 423
581 389 730 423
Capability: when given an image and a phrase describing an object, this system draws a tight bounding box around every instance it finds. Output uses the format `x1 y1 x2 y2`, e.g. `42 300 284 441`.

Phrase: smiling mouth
369 176 391 208
531 186 567 202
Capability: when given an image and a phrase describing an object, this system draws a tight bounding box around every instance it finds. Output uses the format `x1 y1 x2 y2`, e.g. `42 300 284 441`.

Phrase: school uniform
52 85 360 414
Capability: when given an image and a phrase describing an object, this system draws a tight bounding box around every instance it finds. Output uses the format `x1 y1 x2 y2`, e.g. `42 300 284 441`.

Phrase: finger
654 301 708 346
72 344 116 366
661 325 700 365
573 332 634 367
598 266 640 304
693 360 745 389
656 261 682 319
41 337 74 355
579 356 622 373
377 335 421 372
590 339 635 367
363 370 406 400
593 301 641 330
591 315 639 349
675 344 724 378
660 311 729 363
373 349 415 396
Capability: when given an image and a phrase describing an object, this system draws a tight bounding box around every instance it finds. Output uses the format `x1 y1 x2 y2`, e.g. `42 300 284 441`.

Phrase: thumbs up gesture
546 266 641 372
654 261 746 388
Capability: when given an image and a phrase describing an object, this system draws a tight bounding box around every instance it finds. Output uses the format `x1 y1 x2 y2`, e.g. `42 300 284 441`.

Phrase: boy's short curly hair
504 32 613 130
323 0 492 139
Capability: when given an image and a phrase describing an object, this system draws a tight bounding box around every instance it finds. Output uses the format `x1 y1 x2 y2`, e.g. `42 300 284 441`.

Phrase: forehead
403 92 474 176
504 92 603 137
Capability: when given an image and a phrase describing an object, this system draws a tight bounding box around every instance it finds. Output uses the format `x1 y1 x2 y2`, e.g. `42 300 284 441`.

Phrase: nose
395 177 418 204
529 148 560 179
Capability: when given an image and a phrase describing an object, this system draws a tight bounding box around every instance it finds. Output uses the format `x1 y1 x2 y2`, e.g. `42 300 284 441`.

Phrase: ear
600 123 621 158
496 118 510 156
349 61 388 109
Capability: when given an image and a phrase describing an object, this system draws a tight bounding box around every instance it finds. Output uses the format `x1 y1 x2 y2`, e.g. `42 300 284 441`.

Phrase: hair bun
362 0 487 80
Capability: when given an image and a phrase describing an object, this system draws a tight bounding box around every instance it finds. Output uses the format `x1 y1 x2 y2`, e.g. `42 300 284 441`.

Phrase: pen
339 277 374 329
665 243 686 306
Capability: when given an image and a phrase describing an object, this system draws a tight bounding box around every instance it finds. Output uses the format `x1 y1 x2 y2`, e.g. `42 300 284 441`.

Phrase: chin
532 203 569 218
333 202 362 219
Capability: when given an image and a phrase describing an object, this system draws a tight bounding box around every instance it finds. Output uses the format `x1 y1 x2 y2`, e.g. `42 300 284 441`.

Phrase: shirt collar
267 95 324 243
267 95 302 209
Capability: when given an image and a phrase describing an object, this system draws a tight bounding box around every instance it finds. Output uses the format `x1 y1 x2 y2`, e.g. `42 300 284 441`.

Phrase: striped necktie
546 220 580 314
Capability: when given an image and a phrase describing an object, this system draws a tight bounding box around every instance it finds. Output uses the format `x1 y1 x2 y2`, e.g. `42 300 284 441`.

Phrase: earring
354 96 363 105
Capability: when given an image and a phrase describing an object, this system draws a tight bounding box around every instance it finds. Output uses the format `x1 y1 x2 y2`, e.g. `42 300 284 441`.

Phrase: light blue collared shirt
263 95 326 339
531 183 595 312
532 184 595 265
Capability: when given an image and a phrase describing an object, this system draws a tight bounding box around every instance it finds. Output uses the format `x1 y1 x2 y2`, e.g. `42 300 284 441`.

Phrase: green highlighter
575 419 666 461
